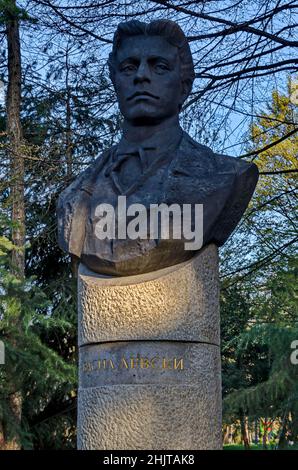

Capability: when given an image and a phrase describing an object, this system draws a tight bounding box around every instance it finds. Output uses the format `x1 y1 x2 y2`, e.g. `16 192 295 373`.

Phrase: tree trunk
290 411 298 445
240 412 250 449
223 425 231 445
278 412 290 449
4 1 25 449
65 43 73 180
65 44 78 279
262 417 268 449
6 1 25 278
253 418 258 444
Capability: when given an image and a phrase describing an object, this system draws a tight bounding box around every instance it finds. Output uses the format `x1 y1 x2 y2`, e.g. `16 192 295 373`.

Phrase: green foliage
221 86 298 444
220 85 297 288
0 0 37 24
0 213 76 449
251 83 297 197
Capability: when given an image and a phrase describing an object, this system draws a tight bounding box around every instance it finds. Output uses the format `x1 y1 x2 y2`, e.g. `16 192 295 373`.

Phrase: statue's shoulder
58 146 115 203
57 145 116 256
178 132 259 245
181 131 259 178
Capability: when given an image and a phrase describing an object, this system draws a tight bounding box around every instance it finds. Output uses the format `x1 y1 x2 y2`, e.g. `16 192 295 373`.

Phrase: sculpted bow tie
104 145 157 195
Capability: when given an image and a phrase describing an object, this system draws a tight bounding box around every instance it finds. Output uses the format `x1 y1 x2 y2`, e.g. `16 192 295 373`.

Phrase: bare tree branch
238 127 298 160
153 0 298 47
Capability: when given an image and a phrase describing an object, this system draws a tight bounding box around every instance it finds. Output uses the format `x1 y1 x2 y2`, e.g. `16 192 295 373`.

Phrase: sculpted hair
108 19 195 98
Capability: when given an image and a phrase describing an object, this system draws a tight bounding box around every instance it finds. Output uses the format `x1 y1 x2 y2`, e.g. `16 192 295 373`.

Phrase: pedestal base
77 244 222 449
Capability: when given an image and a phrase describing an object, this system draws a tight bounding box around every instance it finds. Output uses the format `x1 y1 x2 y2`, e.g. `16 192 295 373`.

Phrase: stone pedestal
77 244 222 449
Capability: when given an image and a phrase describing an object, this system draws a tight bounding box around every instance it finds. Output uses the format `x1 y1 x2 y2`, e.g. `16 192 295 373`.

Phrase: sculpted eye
121 64 137 73
154 63 169 73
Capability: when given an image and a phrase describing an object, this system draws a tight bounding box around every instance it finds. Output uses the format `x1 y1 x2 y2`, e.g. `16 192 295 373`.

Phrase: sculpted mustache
127 92 160 101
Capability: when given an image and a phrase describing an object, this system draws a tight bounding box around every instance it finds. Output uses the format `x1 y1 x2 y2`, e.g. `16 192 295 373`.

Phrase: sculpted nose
134 61 151 83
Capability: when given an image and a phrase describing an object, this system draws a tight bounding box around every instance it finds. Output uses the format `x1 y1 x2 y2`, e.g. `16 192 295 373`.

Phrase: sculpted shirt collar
102 123 184 195
115 123 184 161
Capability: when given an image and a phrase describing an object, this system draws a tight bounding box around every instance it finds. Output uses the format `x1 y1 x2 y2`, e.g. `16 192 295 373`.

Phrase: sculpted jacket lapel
164 132 237 244
57 147 115 258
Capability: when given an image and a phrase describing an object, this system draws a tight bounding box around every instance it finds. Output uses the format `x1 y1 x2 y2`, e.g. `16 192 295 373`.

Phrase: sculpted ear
180 78 192 107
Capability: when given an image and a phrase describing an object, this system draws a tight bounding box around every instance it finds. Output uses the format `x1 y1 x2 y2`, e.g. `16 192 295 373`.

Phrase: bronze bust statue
57 19 258 276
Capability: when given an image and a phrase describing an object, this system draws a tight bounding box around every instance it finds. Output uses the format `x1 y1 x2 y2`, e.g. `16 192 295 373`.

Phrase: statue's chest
87 157 171 231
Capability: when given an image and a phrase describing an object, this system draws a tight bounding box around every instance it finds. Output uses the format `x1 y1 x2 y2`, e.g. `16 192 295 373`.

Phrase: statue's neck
122 115 180 144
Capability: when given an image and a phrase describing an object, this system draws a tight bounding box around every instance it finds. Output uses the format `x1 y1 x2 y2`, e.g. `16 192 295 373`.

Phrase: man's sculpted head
108 20 195 124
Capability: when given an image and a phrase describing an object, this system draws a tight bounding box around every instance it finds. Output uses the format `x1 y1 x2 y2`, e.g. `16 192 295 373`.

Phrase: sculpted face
113 35 188 124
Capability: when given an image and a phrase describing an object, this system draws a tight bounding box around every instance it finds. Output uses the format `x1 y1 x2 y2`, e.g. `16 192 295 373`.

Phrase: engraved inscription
82 355 185 372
